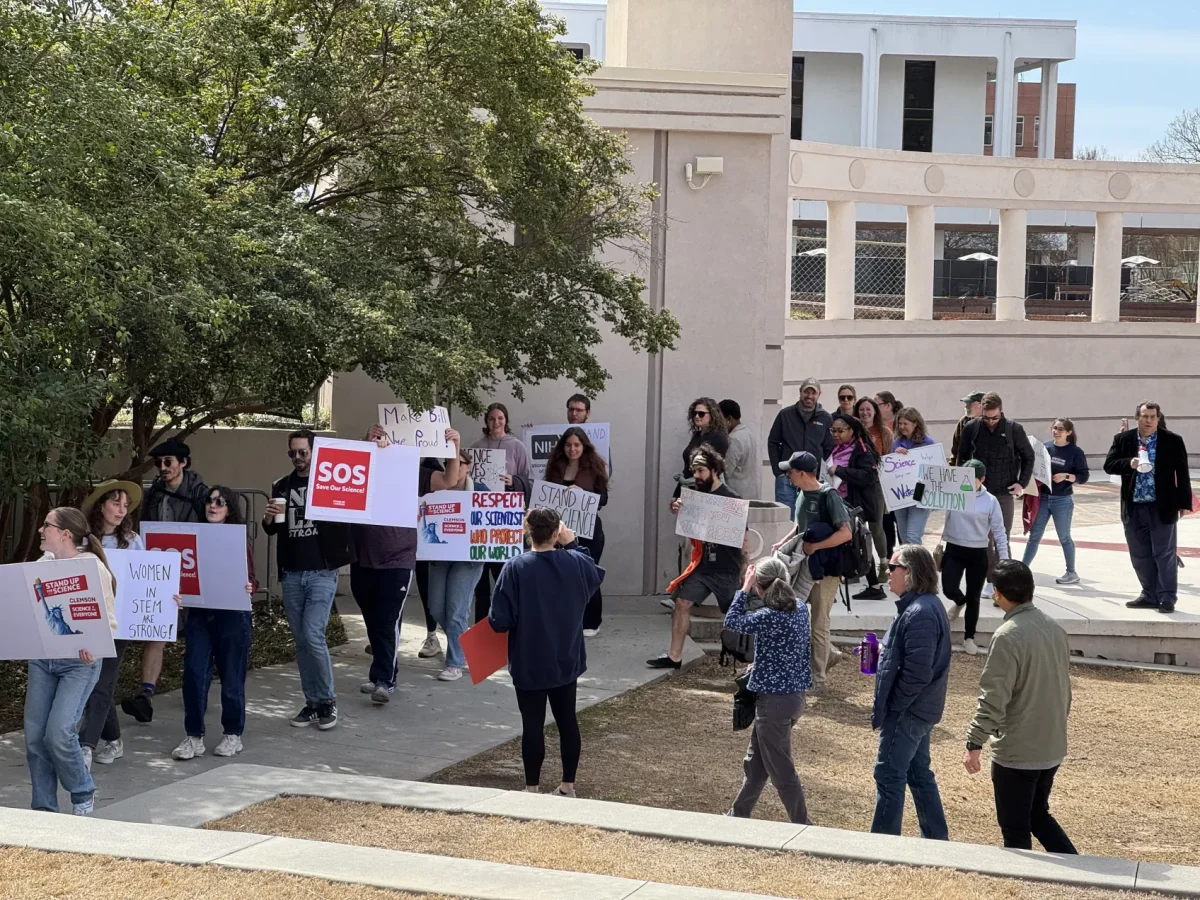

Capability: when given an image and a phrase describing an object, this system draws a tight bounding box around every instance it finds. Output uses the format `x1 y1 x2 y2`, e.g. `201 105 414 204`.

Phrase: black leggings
942 543 989 640
414 561 438 633
515 680 580 787
474 562 503 623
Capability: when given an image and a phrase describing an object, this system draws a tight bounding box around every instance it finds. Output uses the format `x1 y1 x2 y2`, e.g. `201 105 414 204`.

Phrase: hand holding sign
377 403 455 458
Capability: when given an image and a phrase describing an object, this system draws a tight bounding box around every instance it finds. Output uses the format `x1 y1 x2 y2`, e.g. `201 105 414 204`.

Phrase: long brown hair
544 427 609 493
49 506 117 593
686 397 729 436
87 489 137 549
896 407 929 444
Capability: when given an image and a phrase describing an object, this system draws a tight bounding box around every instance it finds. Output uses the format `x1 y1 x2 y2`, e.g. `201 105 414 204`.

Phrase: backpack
838 504 876 580
719 628 755 667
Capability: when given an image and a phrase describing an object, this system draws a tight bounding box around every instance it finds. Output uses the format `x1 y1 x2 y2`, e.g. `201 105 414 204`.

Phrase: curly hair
87 489 137 550
896 407 929 444
543 427 609 492
686 397 728 436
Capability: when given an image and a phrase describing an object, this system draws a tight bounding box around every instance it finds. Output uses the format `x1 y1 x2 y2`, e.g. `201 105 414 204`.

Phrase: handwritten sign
107 549 181 642
531 480 599 540
0 557 117 661
524 423 611 480
675 488 750 549
378 403 455 459
418 491 526 562
878 443 947 512
916 465 978 513
142 522 251 611
1025 436 1053 496
469 448 506 491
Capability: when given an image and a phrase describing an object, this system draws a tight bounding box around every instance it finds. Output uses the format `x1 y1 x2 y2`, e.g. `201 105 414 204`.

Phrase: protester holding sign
1022 418 1089 585
673 398 730 499
892 408 938 547
544 427 609 636
26 507 118 816
826 413 886 601
942 460 1010 655
173 486 257 761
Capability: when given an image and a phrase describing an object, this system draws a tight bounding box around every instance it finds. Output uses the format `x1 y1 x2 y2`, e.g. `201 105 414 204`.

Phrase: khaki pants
807 576 842 684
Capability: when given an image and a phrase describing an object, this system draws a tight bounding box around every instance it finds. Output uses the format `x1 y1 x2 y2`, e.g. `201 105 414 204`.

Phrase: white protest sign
469 448 506 491
417 490 526 562
1024 436 1053 496
377 403 455 459
304 437 419 527
675 488 750 549
107 549 181 641
531 480 600 540
524 423 610 480
878 443 947 512
916 464 978 513
0 557 117 661
141 522 251 611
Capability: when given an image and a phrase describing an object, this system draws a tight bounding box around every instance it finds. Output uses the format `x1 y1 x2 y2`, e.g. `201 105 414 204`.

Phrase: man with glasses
566 394 590 425
767 377 834 511
264 429 353 730
121 438 209 723
837 385 857 418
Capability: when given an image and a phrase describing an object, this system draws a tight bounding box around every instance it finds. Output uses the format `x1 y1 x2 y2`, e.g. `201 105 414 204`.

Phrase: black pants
992 763 1077 853
988 491 1016 579
413 561 438 632
579 517 605 630
942 543 989 640
351 564 412 688
515 680 581 787
79 639 129 749
883 511 898 558
474 562 503 623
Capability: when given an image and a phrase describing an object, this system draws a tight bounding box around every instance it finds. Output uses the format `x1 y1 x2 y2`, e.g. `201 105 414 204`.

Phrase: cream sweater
39 551 119 636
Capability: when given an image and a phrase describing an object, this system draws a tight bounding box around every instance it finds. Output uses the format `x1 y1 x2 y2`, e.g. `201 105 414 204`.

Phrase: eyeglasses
206 497 227 508
567 406 588 415
287 449 309 459
1050 425 1066 432
887 562 908 572
692 411 710 419
153 457 177 469
40 520 67 532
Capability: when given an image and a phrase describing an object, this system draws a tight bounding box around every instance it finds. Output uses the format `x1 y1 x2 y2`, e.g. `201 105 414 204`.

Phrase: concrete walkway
0 595 701 813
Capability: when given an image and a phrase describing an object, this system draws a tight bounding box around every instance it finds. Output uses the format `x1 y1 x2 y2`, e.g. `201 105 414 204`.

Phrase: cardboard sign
417 490 525 562
916 465 978 513
305 437 420 526
107 549 182 642
0 557 117 661
141 522 251 611
1025 436 1053 496
675 488 750 549
878 443 947 512
524 423 611 480
460 618 509 685
377 403 455 458
531 480 599 540
468 448 506 491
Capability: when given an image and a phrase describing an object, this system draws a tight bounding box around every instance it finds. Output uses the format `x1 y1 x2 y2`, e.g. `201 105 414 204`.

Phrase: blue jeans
893 506 933 546
774 474 798 513
1022 495 1076 573
25 658 101 811
426 561 485 668
1124 502 1178 609
281 569 339 704
871 711 949 840
183 609 252 737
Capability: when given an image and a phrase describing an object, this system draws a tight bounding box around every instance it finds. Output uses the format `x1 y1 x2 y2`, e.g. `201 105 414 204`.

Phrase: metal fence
790 234 906 320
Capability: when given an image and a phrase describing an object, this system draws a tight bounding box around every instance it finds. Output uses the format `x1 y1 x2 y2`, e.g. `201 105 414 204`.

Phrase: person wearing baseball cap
767 378 834 513
950 392 985 466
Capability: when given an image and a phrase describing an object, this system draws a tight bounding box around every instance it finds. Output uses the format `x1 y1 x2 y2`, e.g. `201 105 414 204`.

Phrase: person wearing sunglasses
1022 418 1089 585
120 438 210 725
673 398 730 500
836 385 857 418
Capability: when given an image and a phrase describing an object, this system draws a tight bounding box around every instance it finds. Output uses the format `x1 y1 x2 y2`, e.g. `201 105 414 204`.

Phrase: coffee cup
272 498 286 524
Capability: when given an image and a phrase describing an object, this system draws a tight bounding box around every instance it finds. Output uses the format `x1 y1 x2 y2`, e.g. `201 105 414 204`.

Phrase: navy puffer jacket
871 590 952 729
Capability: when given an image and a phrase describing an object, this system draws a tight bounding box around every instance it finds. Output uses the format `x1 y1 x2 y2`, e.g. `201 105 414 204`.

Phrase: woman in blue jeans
1022 418 1088 584
891 407 937 546
172 486 256 761
27 507 118 815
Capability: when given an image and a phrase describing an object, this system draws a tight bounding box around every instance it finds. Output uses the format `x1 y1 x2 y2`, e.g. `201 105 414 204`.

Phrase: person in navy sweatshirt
489 507 604 797
1021 417 1089 585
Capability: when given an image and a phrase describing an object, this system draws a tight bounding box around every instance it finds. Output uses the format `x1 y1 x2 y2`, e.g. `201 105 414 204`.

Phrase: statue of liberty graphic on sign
33 578 81 636
418 501 447 545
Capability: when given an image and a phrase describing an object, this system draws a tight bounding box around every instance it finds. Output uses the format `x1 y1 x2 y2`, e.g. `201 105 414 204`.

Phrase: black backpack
719 628 754 666
838 505 875 580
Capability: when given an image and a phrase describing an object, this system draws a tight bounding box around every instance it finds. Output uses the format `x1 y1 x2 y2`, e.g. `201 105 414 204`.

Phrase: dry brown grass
211 797 1169 900
430 654 1200 865
0 846 459 900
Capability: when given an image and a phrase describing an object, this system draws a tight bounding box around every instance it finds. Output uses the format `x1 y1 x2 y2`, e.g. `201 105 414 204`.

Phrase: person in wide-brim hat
81 479 144 517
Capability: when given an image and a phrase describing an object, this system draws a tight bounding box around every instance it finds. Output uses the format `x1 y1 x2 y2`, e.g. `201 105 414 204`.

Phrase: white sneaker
81 745 92 772
93 739 123 765
213 734 243 757
982 583 995 599
583 628 599 637
946 603 963 622
73 796 94 816
963 638 979 655
659 596 675 611
418 633 442 658
1056 572 1080 585
171 736 205 761
437 666 463 682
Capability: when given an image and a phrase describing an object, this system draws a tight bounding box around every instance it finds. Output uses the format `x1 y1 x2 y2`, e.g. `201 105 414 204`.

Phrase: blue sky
802 0 1200 159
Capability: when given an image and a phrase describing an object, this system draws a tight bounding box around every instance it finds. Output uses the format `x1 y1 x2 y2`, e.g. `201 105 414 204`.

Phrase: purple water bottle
859 632 880 675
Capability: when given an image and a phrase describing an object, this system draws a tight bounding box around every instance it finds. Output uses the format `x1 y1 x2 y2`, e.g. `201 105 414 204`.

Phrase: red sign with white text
41 575 89 598
69 602 102 621
311 447 371 512
144 532 200 595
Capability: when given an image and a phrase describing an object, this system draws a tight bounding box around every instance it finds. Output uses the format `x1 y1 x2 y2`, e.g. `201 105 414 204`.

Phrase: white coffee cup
272 498 286 524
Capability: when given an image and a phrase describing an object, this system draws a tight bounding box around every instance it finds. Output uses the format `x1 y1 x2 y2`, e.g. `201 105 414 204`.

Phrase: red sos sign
312 447 371 511
145 533 200 595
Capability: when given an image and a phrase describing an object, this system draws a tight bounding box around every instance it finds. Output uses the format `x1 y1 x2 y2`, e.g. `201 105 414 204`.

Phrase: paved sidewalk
0 595 700 813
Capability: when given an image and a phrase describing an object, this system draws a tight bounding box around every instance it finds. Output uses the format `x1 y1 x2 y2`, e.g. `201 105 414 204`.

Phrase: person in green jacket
963 560 1076 854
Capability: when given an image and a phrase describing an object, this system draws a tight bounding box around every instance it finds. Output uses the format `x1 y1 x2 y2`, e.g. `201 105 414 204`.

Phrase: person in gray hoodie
940 459 1008 655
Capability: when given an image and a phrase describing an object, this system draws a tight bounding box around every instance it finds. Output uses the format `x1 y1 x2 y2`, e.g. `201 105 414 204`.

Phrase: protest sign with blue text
878 443 947 512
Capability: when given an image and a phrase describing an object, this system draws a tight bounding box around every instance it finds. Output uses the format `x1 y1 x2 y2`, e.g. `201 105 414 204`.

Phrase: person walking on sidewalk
490 509 604 796
767 378 834 510
964 560 1076 854
724 558 814 824
871 544 951 841
1022 418 1089 585
1104 401 1193 614
942 460 1010 655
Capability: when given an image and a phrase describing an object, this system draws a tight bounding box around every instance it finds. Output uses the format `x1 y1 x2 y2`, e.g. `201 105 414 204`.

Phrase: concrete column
905 205 935 320
1038 61 1059 159
1077 231 1095 266
933 227 946 260
996 208 1027 321
993 33 1016 157
825 200 857 320
860 30 880 149
1092 212 1124 323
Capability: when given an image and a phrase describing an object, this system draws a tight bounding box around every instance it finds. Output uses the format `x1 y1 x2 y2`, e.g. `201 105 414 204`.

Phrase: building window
983 115 993 148
1016 116 1024 148
790 57 804 141
560 43 588 61
902 60 935 152
1034 115 1040 149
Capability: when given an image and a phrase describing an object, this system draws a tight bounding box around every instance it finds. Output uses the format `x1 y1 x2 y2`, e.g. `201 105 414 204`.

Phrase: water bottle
859 632 880 675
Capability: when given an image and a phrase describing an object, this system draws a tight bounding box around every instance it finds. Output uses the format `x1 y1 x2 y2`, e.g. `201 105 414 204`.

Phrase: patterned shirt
723 590 813 694
1134 431 1157 504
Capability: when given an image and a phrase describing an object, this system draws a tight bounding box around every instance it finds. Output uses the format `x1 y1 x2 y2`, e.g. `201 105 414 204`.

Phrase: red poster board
460 619 509 685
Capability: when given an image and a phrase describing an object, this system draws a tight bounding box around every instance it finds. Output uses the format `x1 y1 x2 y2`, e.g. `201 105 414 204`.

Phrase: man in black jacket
767 377 834 511
1103 402 1192 613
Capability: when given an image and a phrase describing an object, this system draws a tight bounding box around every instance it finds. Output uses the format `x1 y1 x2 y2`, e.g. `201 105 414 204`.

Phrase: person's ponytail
754 556 797 612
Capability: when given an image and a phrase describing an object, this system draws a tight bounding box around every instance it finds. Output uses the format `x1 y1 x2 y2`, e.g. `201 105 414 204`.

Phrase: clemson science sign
304 437 420 527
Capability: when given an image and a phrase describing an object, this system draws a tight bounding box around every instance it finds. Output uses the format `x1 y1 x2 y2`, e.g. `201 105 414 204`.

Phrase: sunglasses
838 394 855 402
887 562 908 572
206 496 227 507
287 449 309 459
693 411 710 419
153 457 178 469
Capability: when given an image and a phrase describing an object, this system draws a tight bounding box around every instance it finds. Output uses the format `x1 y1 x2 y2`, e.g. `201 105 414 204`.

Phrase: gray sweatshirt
941 487 1009 558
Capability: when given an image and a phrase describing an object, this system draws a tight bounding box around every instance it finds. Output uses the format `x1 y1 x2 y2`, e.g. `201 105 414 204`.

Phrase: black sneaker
290 704 318 727
646 654 682 670
853 587 888 601
317 702 339 730
121 692 153 723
